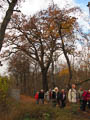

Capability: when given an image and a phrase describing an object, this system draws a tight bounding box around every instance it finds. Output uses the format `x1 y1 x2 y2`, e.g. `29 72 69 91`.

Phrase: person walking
52 87 59 107
68 84 77 113
78 87 83 110
60 89 66 108
68 84 77 103
57 89 61 107
49 89 52 102
35 91 39 104
39 89 44 104
81 90 87 111
87 89 90 109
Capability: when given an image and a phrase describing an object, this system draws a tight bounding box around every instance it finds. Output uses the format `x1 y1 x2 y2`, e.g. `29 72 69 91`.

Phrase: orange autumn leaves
59 68 69 77
44 6 76 39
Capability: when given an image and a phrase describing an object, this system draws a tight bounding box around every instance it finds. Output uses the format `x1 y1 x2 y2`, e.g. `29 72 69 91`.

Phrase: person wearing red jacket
87 89 90 109
35 91 39 104
81 90 87 111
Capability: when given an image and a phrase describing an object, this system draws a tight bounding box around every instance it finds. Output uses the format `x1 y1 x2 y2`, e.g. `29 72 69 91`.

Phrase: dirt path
20 95 35 103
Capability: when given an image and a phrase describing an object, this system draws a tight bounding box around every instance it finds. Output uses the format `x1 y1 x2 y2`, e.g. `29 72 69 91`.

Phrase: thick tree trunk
41 70 48 92
0 0 18 51
51 58 55 89
63 51 72 89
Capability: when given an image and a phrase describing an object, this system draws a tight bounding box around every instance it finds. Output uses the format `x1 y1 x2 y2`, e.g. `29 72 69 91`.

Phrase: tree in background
8 52 31 94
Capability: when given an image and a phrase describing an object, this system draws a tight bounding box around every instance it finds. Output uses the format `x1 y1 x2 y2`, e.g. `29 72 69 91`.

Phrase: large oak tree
2 4 79 91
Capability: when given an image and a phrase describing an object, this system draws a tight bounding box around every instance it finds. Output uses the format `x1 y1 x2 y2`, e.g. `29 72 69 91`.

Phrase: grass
0 99 90 120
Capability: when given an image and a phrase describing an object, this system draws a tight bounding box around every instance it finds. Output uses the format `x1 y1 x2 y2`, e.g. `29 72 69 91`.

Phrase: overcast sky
21 0 90 32
21 0 90 15
0 0 90 76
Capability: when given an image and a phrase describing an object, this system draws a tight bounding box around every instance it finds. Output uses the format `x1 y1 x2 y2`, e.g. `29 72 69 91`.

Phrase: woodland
0 0 90 120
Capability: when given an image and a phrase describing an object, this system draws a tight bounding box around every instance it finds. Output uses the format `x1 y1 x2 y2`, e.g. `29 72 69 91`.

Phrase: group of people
49 87 66 108
35 89 44 104
35 87 66 108
68 84 90 111
35 84 90 111
77 87 90 111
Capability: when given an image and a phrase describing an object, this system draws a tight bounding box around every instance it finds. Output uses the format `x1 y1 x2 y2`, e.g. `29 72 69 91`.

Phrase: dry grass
0 96 90 120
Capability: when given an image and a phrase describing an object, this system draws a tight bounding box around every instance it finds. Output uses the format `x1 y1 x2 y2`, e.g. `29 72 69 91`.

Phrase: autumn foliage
1 4 80 91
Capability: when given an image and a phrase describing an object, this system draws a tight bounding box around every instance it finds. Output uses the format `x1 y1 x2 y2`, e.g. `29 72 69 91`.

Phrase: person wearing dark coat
60 89 66 108
39 89 44 104
78 87 83 110
81 90 87 111
52 87 59 107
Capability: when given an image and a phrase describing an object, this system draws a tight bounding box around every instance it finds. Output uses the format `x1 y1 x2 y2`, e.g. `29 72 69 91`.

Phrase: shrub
0 76 9 112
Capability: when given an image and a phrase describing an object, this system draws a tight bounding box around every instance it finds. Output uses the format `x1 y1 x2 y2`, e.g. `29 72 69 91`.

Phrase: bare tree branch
0 0 18 51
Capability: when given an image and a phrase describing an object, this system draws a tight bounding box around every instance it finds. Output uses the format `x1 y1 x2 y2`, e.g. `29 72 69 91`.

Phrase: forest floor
0 95 90 120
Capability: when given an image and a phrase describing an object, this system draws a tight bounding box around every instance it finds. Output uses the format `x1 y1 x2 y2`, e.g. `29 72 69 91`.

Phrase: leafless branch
7 0 11 5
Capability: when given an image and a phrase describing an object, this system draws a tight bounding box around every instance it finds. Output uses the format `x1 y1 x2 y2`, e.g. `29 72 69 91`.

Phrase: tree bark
59 29 72 89
0 0 18 51
51 58 55 88
41 69 48 92
62 43 72 89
